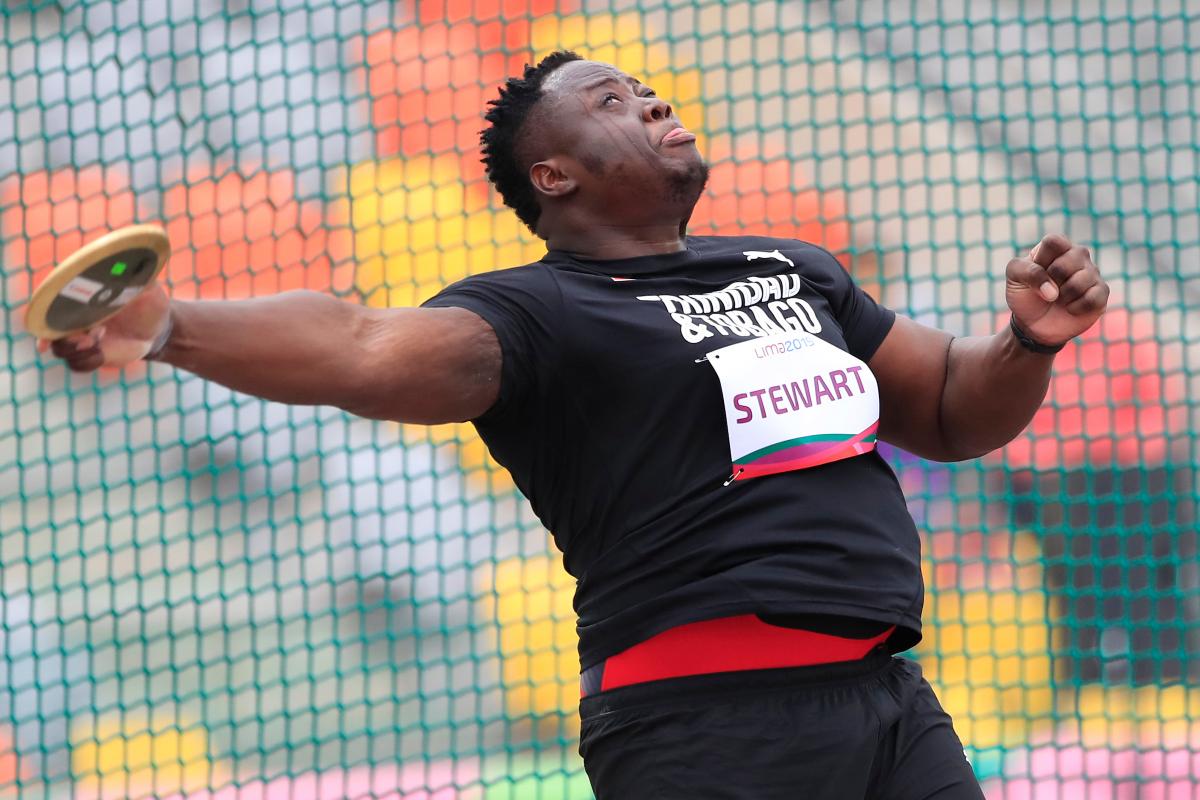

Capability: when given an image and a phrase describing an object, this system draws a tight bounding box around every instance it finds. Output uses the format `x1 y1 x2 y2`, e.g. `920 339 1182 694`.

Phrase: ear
529 159 577 198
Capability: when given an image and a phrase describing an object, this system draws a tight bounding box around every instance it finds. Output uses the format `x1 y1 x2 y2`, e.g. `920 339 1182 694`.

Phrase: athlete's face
531 60 708 219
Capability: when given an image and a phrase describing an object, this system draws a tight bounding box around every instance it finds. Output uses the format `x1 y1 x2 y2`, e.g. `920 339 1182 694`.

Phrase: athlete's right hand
40 283 172 372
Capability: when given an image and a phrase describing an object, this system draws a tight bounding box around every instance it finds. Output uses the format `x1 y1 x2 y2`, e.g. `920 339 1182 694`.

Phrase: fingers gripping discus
24 224 170 339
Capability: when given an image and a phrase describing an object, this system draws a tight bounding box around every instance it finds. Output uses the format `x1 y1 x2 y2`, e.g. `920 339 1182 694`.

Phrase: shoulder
422 260 562 308
686 235 841 265
687 235 847 281
435 260 555 293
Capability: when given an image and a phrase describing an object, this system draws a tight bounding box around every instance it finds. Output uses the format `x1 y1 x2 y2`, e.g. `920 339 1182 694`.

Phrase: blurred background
1 0 1197 797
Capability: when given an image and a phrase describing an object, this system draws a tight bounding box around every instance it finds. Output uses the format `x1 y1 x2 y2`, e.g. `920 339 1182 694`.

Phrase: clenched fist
40 283 172 372
1006 233 1110 349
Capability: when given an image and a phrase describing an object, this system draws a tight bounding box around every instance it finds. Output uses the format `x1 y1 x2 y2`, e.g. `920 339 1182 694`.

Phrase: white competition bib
706 331 880 481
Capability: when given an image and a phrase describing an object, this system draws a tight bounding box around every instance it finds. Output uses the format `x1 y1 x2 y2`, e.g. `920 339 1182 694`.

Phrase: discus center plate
45 247 159 333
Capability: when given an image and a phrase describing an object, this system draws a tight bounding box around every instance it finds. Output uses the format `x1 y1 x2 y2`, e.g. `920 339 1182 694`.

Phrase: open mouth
660 127 697 146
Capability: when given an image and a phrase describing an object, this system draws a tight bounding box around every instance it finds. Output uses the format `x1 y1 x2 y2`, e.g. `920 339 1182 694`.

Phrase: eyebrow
581 74 643 91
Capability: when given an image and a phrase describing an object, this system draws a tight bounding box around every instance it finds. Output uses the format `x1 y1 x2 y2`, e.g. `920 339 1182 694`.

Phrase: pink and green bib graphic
733 422 880 480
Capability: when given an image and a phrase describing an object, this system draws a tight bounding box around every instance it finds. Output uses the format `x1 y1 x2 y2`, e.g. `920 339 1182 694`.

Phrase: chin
665 158 710 206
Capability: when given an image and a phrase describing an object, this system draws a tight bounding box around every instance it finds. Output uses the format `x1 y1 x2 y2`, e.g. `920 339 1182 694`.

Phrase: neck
544 217 687 261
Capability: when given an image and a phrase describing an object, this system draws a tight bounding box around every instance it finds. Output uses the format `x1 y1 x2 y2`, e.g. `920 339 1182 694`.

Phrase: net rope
1 1 1196 797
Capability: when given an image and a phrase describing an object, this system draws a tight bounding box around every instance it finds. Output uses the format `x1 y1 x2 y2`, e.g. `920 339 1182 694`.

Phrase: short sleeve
421 266 560 420
801 244 895 361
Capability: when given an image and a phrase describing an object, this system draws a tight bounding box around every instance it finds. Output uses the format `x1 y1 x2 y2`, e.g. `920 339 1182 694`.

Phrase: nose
642 96 673 122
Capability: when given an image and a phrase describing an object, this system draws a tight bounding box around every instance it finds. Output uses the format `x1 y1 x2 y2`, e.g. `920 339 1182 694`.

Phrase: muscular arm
870 234 1109 462
871 317 1053 462
48 289 501 425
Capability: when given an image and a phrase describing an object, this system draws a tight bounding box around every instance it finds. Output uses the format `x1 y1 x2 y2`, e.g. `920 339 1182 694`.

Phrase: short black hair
480 50 582 235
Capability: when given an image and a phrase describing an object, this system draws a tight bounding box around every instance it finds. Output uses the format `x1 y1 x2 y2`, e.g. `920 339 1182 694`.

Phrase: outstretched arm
45 287 501 425
871 234 1110 462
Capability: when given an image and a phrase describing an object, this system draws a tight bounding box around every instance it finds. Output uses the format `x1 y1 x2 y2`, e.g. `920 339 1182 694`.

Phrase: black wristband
1009 316 1067 355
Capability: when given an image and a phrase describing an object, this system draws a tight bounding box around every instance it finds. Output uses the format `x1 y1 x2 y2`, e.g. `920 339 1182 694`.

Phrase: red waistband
582 614 895 696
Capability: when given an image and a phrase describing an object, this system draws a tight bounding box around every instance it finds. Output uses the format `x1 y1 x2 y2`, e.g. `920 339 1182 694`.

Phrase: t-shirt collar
542 241 700 277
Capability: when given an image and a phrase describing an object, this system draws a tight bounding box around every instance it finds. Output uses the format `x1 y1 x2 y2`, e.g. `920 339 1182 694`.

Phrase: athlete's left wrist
1008 316 1067 355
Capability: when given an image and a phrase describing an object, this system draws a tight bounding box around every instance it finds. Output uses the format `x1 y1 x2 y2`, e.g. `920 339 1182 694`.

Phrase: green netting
1 1 1196 797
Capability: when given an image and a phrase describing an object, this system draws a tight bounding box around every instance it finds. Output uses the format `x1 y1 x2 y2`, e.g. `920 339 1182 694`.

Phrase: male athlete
47 52 1108 798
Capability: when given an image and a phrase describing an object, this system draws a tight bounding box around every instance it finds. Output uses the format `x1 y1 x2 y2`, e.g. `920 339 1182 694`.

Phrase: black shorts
578 652 984 800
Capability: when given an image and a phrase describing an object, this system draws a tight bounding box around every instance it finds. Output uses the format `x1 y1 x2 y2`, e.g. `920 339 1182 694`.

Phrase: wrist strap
1009 315 1066 354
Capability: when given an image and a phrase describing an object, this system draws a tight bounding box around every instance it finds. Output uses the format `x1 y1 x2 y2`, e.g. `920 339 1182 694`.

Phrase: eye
601 92 621 106
642 89 657 98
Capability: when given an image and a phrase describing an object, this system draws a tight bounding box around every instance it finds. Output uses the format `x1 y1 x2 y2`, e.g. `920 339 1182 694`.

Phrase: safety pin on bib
722 468 744 486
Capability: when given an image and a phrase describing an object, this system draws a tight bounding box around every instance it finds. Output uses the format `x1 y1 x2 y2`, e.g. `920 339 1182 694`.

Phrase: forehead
541 59 641 97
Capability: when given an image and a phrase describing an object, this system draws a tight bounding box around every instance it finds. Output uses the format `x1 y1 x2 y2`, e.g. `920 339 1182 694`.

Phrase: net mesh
1 1 1196 797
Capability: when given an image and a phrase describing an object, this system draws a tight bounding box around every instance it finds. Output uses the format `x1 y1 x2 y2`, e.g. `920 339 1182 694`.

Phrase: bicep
869 314 955 460
348 305 501 424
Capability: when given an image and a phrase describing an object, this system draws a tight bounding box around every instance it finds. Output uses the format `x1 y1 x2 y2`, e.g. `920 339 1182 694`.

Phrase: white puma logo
743 249 795 268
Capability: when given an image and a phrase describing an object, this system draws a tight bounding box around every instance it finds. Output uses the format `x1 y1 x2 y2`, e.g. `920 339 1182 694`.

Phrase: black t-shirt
423 235 923 667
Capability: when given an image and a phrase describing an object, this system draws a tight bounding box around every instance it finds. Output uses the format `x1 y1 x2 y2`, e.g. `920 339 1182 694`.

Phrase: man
47 51 1108 798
